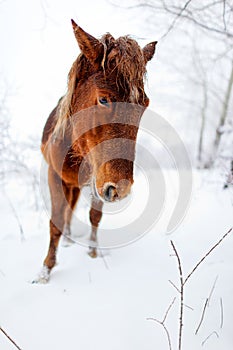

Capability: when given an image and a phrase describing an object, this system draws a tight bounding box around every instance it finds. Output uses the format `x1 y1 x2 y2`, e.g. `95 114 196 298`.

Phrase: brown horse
36 20 156 283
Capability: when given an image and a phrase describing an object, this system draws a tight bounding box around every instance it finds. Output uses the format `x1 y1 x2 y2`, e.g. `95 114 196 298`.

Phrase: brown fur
40 20 156 278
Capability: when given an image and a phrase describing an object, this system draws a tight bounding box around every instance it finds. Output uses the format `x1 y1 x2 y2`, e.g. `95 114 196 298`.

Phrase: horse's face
70 21 156 202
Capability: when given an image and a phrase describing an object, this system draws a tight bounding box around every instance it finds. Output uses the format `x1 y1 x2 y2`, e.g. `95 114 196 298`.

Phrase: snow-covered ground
0 170 232 350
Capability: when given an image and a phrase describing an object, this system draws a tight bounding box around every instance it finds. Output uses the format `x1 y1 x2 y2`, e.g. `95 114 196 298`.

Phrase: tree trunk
197 81 208 165
211 60 233 165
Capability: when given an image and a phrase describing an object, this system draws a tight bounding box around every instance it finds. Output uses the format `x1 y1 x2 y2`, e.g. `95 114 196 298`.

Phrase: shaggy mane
53 34 147 137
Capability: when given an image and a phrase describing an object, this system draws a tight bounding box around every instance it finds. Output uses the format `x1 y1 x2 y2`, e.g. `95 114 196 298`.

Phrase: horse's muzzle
92 177 132 203
103 184 118 202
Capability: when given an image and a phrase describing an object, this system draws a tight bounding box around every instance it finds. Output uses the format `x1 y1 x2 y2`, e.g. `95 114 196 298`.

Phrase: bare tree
128 0 233 40
0 80 41 210
120 0 233 169
212 58 233 163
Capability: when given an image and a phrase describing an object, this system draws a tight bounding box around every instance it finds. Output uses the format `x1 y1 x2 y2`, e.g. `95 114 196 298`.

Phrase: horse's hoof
32 276 49 284
32 266 50 284
88 249 98 258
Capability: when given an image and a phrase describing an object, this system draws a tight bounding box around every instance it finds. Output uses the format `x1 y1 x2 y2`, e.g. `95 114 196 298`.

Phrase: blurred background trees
124 0 233 172
0 80 40 210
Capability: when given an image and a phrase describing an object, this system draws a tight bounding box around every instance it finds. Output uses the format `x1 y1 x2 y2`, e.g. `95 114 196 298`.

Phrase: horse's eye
99 97 109 106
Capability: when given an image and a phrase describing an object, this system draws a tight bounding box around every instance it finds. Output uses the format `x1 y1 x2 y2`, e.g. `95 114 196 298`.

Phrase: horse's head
61 21 156 202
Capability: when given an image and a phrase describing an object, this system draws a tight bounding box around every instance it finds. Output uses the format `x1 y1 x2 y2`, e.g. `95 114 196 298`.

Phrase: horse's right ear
143 41 157 63
71 19 104 65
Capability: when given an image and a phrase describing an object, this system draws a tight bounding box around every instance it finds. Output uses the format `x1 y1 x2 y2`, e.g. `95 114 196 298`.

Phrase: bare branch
184 227 233 285
110 2 160 10
0 327 22 350
161 0 193 39
4 193 25 242
147 297 176 350
168 281 194 310
223 0 227 31
207 276 218 307
98 248 110 270
190 1 224 12
220 297 224 328
0 269 5 277
195 298 209 335
169 229 232 348
198 80 208 163
147 317 173 350
201 331 219 346
170 241 184 350
212 59 233 164
162 0 233 38
162 297 177 324
132 0 233 38
169 279 181 294
171 12 233 38
184 303 194 311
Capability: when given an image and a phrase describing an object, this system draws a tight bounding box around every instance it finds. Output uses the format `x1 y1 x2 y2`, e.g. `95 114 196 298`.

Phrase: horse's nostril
104 185 118 202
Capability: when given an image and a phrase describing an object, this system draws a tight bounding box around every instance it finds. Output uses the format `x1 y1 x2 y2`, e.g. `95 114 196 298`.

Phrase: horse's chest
62 153 91 187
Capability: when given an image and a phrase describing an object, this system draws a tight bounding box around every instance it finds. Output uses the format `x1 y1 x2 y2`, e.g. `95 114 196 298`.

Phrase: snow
0 170 232 350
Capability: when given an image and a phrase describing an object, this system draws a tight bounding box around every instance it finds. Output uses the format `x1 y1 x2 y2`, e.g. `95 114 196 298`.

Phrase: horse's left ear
71 19 104 64
143 41 157 63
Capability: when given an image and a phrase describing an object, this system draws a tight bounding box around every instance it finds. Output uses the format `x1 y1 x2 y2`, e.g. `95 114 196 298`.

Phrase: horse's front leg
88 198 103 258
62 187 80 246
33 167 69 283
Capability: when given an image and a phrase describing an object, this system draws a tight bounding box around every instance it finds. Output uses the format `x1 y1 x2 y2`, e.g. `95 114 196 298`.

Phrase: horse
35 20 156 283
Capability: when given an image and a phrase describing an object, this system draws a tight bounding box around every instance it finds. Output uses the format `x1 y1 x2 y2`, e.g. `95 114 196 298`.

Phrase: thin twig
147 317 172 350
195 298 209 335
195 276 219 334
98 248 110 270
0 327 22 350
161 2 233 38
220 298 224 329
207 276 218 307
184 303 194 311
169 279 181 294
184 227 232 285
186 0 223 12
169 283 194 310
5 194 25 242
161 0 193 39
223 0 227 31
162 297 177 324
147 297 176 350
169 278 195 313
0 269 5 277
201 331 219 346
170 241 184 350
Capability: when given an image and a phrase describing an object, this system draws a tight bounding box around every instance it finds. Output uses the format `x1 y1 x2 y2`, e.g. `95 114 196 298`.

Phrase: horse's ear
142 41 157 63
71 19 104 64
